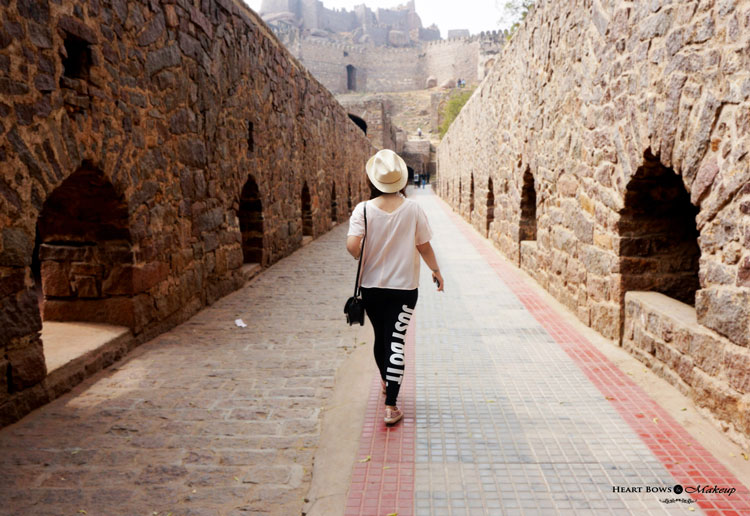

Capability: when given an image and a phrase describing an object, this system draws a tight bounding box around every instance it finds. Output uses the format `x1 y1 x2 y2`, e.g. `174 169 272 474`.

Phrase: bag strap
353 203 367 297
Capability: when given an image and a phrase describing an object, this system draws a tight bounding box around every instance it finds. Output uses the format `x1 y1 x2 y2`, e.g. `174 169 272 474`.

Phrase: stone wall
624 292 750 441
298 40 421 93
339 96 397 151
422 39 481 89
0 0 374 425
288 34 504 94
437 0 750 437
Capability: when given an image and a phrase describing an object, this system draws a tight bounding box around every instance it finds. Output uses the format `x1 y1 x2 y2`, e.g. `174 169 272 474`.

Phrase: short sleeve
414 203 432 245
348 201 366 237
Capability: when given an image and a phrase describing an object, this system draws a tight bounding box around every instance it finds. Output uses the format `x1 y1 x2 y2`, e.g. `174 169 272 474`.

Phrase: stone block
0 227 33 267
145 44 181 75
7 338 46 390
696 287 750 347
688 332 724 376
137 13 165 47
44 297 135 328
589 302 620 339
722 344 750 394
674 353 695 385
633 324 656 354
40 261 71 297
0 289 42 346
227 246 243 270
691 367 739 420
72 275 99 298
132 262 169 292
0 268 27 298
58 15 98 43
132 294 155 332
581 245 616 276
70 263 104 277
39 244 90 261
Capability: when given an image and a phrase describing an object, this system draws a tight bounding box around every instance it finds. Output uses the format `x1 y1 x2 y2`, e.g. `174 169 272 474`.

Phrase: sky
242 0 507 37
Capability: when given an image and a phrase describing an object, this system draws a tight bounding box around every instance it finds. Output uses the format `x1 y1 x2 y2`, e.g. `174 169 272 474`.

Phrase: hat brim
365 152 409 193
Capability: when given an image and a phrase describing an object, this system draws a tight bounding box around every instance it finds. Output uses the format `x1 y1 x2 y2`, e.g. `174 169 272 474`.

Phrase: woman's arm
347 235 363 259
416 241 444 291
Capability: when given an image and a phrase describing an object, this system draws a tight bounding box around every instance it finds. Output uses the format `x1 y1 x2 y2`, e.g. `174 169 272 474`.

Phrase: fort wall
0 0 373 425
423 38 481 87
438 0 750 438
293 35 504 94
298 40 422 93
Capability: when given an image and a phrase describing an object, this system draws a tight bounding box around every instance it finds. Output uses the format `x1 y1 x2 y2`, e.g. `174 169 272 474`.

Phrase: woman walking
347 149 444 425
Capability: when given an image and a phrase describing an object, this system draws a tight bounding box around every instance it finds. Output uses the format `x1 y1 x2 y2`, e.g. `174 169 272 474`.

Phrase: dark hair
367 176 407 199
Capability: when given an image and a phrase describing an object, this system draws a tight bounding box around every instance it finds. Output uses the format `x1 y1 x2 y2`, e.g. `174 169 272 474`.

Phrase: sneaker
384 406 403 425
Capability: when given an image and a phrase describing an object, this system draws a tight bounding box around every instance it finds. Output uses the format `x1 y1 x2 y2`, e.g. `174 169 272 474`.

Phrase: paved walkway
0 227 369 515
346 188 750 516
3 188 750 516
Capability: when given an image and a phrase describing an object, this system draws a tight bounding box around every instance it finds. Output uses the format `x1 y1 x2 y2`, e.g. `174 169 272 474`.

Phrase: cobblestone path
0 225 368 516
346 189 750 516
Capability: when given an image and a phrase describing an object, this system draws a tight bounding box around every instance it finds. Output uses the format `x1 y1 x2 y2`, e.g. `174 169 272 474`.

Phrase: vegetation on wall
438 87 476 138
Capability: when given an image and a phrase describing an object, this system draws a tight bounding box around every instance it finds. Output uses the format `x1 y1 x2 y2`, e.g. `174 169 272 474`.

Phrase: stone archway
347 182 352 214
238 175 264 265
458 178 462 210
348 114 367 134
331 183 338 225
618 151 700 306
519 168 536 241
35 162 134 327
301 182 313 238
486 177 495 237
470 174 475 215
346 64 357 91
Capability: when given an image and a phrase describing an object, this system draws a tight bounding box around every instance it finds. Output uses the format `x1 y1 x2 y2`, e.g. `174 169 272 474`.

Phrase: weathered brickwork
0 0 373 425
339 96 399 151
292 37 503 95
438 0 750 437
270 27 505 95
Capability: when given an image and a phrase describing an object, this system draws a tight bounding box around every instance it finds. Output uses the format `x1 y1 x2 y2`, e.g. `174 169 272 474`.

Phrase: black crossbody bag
344 204 367 326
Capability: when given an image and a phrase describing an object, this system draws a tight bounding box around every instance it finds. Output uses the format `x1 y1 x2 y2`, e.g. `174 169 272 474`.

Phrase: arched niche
348 114 367 134
238 175 264 265
618 151 700 305
486 177 495 236
301 182 313 237
519 168 537 241
34 162 135 328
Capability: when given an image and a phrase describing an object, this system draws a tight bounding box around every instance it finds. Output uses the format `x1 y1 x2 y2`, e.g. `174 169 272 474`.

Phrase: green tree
497 0 534 35
438 87 476 138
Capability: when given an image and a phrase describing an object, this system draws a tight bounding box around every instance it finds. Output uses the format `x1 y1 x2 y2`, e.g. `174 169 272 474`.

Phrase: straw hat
365 149 408 193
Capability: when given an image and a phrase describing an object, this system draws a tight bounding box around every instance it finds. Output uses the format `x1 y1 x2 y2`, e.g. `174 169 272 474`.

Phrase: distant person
347 149 444 426
417 127 422 138
422 170 430 188
456 78 461 88
413 172 420 188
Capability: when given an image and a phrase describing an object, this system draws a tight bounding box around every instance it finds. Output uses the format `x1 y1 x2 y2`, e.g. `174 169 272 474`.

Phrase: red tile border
345 316 417 516
437 195 750 514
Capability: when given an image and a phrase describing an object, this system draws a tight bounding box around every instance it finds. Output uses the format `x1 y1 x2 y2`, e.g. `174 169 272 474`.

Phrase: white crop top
347 198 433 290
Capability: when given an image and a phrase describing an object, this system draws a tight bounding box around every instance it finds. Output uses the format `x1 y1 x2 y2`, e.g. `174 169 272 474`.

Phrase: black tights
361 287 418 406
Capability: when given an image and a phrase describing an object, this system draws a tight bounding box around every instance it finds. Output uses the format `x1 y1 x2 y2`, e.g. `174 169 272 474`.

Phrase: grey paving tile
410 191 704 516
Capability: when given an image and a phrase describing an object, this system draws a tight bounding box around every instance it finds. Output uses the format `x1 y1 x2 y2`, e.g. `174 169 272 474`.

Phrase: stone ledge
0 323 134 427
43 321 131 373
624 290 750 444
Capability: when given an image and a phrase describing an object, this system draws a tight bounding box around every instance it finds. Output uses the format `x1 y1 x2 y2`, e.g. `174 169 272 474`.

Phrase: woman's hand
432 269 445 292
